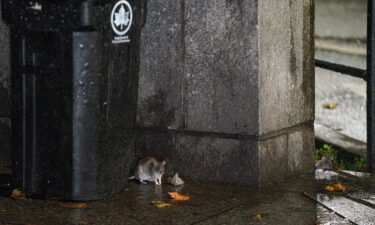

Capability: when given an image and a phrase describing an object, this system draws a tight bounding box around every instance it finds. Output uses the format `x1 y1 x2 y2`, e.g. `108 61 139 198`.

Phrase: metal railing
315 0 375 173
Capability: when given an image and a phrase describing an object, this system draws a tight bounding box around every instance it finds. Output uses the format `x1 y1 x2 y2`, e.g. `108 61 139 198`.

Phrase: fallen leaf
76 221 89 225
194 191 204 195
59 202 88 209
323 103 337 109
168 192 190 201
48 197 63 200
324 184 345 191
11 189 22 196
151 200 172 208
10 189 27 200
252 214 262 221
0 168 12 175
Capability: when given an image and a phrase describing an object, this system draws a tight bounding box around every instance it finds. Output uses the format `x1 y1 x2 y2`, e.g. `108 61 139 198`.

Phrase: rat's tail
128 176 142 184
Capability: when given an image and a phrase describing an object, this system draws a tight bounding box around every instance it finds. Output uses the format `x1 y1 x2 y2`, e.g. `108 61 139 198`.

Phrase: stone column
137 0 315 186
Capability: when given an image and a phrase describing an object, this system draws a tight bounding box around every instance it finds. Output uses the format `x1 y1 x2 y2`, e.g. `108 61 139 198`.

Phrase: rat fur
134 156 165 185
315 156 333 170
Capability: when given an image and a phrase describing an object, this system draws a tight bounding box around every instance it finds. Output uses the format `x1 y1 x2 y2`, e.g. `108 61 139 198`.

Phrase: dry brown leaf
59 202 88 209
168 192 190 201
48 197 62 200
76 221 89 225
0 168 12 175
252 214 262 221
10 189 27 200
151 200 172 208
324 184 345 191
11 189 22 196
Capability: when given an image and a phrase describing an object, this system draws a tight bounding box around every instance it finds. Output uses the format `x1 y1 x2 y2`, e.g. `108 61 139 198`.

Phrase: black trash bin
1 0 146 200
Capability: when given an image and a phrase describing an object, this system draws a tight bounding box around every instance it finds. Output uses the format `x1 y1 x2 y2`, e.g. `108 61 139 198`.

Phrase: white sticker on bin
111 0 133 44
30 2 42 11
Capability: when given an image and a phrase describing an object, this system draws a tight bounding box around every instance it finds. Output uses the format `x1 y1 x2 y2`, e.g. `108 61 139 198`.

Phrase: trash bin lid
2 0 111 29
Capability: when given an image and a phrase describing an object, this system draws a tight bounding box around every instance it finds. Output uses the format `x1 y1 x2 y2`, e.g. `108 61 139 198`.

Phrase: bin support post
367 0 375 173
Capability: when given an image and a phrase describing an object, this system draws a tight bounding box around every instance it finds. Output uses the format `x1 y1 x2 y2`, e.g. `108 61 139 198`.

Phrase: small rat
315 156 333 170
134 156 166 185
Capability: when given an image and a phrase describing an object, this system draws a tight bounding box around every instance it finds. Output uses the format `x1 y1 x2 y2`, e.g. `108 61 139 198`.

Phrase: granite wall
137 0 315 186
0 0 315 187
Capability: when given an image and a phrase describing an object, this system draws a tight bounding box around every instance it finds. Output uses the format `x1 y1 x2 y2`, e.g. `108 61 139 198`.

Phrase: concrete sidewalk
315 0 367 156
0 171 374 225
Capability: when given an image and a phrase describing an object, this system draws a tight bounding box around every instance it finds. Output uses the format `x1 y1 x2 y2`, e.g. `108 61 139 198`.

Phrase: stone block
184 0 259 135
259 0 314 134
287 127 315 174
135 130 176 167
259 126 315 187
259 135 288 187
177 135 258 186
135 0 315 187
137 0 184 129
136 130 259 186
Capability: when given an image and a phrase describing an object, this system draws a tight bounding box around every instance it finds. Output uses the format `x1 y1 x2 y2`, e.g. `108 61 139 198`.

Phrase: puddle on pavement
0 171 373 225
340 170 371 178
317 193 375 224
313 169 375 225
316 204 352 225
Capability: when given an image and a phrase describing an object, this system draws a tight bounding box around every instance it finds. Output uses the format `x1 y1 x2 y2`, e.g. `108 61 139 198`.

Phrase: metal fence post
367 0 375 173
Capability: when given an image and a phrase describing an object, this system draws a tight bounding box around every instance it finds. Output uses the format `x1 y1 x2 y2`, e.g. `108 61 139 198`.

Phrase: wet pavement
0 171 374 225
315 0 367 155
316 0 367 40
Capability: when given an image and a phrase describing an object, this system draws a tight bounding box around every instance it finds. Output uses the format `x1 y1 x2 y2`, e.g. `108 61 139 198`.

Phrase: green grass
336 157 366 172
315 144 366 172
314 144 337 161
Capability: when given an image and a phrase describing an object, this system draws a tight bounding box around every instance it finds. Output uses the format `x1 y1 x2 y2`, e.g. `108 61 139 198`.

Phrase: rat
133 156 166 185
315 156 333 171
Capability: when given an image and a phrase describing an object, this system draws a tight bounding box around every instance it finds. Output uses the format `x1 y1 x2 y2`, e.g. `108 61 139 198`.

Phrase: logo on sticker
111 0 133 43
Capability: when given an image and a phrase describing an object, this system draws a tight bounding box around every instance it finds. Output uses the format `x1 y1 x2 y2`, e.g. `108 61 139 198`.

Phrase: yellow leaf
168 192 190 201
11 189 22 197
59 202 88 209
324 186 335 191
76 221 89 225
323 103 337 109
151 200 172 208
10 189 27 200
324 184 345 191
252 214 262 221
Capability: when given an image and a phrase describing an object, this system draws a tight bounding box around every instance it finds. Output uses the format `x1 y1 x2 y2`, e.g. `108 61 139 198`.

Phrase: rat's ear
161 160 166 166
